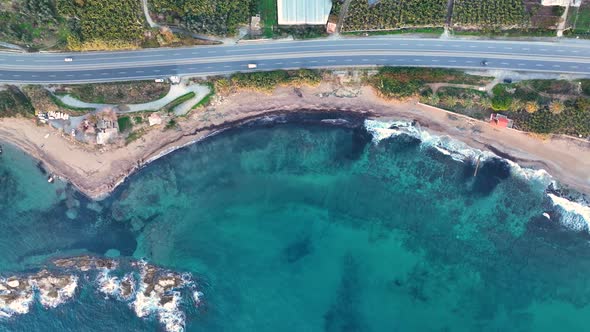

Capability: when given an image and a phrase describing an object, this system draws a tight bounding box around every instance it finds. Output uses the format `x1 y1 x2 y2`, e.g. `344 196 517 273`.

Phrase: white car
247 63 257 69
154 78 165 83
64 57 73 62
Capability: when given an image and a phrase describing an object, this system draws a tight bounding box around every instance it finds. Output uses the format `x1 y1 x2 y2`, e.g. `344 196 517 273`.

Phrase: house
277 0 332 25
489 113 513 128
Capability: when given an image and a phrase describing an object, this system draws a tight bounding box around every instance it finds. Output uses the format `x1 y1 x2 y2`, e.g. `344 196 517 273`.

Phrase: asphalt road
1 38 590 84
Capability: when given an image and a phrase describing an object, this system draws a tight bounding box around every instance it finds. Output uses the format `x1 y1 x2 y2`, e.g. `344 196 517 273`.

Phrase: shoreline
1 83 589 200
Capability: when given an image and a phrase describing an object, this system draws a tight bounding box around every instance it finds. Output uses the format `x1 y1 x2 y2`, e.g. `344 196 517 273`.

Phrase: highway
1 38 590 84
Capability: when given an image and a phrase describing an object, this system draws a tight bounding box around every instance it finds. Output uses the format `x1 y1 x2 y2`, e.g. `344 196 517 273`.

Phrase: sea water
1 113 590 332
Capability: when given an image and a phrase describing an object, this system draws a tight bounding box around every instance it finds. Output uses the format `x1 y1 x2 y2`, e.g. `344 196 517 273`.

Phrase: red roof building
489 113 513 128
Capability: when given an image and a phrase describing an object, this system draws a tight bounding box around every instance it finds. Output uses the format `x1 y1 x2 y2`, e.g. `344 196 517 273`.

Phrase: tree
549 100 564 115
525 101 538 113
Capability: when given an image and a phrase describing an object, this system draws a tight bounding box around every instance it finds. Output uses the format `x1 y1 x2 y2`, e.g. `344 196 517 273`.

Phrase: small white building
277 0 332 25
148 113 163 126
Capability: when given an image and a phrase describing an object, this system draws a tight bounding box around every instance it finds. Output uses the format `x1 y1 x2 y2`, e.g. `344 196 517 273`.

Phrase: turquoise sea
1 112 590 332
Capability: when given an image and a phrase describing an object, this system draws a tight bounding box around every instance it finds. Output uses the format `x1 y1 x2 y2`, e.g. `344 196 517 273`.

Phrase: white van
248 63 257 69
64 57 73 62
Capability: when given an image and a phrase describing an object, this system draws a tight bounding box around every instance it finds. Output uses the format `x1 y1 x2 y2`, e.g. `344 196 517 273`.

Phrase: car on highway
64 57 73 62
248 63 257 69
154 78 165 83
481 60 488 66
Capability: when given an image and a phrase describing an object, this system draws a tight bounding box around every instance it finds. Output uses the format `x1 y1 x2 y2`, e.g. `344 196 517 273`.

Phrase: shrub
549 100 565 115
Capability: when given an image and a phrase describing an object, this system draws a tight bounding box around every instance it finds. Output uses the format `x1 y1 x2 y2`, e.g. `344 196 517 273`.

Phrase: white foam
364 119 557 187
0 279 34 318
33 274 78 309
131 264 188 332
365 119 495 163
193 291 203 306
548 193 590 232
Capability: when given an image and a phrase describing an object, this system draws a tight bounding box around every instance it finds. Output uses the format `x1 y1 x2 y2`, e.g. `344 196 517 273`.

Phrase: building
541 0 581 6
489 113 513 128
277 0 333 25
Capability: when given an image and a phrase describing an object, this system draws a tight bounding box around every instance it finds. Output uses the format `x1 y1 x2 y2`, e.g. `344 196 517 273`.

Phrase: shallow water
1 115 590 331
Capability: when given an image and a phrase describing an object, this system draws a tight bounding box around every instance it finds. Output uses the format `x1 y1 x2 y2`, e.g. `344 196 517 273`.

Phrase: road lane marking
413 59 421 62
83 73 91 76
328 60 336 62
432 59 439 62
118 71 127 74
535 64 544 67
223 65 230 68
501 62 509 65
518 63 525 66
136 70 144 73
553 64 561 67
570 65 579 68
49 75 56 77
275 62 284 64
154 70 161 72
362 59 369 61
448 60 456 63
345 59 353 62
101 72 108 75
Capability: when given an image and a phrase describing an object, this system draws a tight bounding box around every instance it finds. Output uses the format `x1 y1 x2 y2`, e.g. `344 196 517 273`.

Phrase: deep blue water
1 114 590 331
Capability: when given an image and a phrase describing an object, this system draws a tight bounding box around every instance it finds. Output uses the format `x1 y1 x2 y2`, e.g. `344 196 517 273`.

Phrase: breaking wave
547 194 590 232
364 118 588 230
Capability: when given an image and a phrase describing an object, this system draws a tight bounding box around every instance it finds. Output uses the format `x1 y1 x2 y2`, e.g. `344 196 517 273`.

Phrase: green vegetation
63 81 170 105
422 87 492 120
401 0 447 26
0 0 67 49
0 87 34 118
149 0 254 36
491 84 514 111
452 0 528 28
164 118 178 130
191 83 215 109
570 4 590 36
56 0 146 50
117 116 133 132
343 0 447 31
163 92 196 112
229 69 322 91
258 0 277 37
371 67 491 99
342 27 444 36
452 28 556 37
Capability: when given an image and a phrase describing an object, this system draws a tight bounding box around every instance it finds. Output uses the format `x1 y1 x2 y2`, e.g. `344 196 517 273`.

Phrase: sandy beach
1 82 589 199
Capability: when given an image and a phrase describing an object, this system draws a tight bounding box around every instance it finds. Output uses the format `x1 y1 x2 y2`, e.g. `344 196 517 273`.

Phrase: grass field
573 6 590 34
258 0 278 37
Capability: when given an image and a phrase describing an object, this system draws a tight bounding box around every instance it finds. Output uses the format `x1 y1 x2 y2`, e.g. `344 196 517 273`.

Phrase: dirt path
336 0 353 33
141 0 159 28
428 82 484 94
445 0 455 26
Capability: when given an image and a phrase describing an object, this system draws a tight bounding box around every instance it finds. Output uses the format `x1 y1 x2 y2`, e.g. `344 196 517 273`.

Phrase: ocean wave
0 278 35 318
32 273 78 309
0 271 78 319
364 118 589 230
364 119 494 163
547 194 590 232
130 261 193 332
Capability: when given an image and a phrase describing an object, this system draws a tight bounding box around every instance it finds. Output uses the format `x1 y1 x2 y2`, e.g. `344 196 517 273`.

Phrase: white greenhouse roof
277 0 333 25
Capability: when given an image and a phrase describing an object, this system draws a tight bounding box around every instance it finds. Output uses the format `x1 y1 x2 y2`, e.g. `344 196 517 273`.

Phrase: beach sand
1 82 589 199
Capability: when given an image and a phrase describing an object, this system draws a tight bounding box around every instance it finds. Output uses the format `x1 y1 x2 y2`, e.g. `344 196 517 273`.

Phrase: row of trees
57 0 145 48
149 0 253 36
343 0 447 31
452 0 529 27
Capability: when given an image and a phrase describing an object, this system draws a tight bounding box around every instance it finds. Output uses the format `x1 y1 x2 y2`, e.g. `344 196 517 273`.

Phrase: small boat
47 175 54 183
0 145 3 155
542 212 551 220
